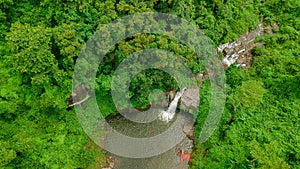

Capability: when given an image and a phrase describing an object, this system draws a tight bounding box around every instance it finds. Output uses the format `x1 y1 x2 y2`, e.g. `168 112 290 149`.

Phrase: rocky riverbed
219 23 279 69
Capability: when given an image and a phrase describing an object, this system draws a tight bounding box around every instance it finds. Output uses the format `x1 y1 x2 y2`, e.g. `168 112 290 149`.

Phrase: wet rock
181 88 200 111
183 122 194 140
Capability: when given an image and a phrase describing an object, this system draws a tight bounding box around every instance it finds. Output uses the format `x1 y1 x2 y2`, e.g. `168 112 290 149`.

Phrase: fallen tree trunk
68 95 90 107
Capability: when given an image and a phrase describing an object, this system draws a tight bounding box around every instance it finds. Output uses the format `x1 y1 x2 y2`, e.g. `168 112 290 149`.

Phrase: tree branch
68 95 90 107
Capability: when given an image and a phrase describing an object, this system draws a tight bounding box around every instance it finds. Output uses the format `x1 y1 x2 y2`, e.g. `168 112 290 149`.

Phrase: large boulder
180 88 199 111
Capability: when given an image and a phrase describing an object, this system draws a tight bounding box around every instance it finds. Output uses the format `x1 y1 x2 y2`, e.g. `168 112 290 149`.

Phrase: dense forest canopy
0 0 299 168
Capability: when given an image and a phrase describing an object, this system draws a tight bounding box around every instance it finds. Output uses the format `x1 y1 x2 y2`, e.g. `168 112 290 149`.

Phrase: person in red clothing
180 149 190 163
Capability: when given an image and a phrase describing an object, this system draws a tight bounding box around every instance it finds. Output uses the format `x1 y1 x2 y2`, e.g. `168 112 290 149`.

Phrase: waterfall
158 88 186 122
219 23 265 68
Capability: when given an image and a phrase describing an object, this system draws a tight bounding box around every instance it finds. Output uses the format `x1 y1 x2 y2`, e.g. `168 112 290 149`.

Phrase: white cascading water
158 88 186 122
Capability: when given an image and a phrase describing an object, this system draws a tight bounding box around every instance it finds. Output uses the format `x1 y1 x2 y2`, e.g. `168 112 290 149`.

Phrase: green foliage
228 80 266 111
0 0 299 168
0 112 97 168
0 140 16 167
250 141 291 169
191 1 300 166
129 69 178 108
7 23 56 74
96 33 202 110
